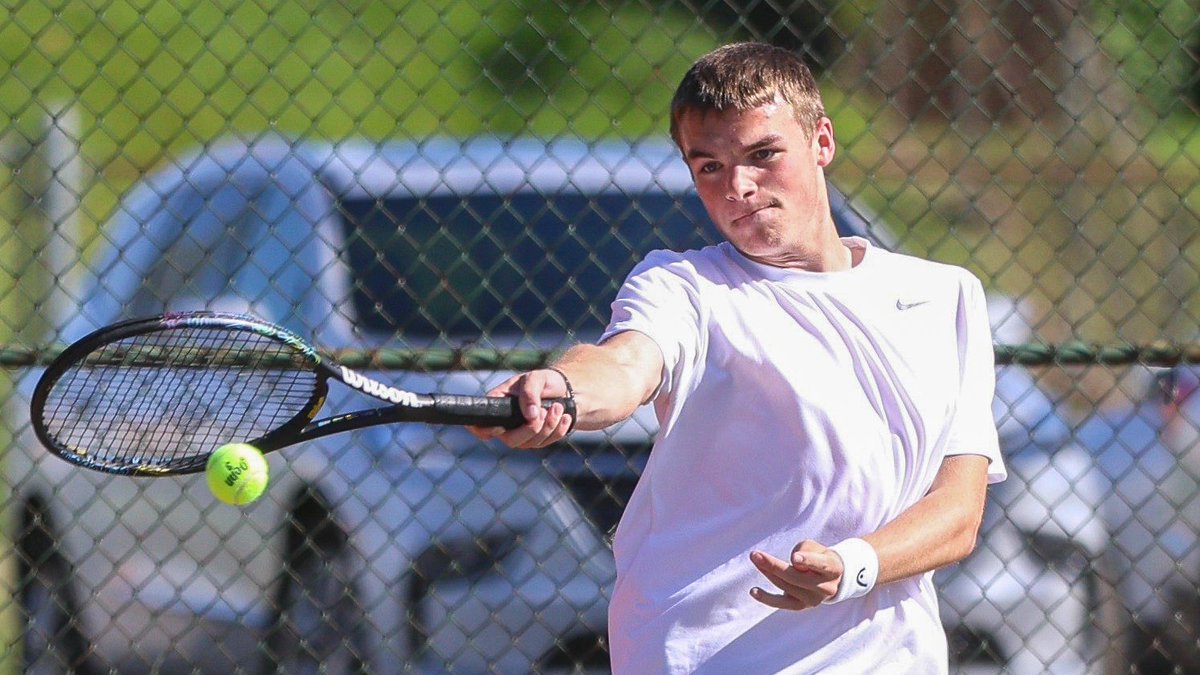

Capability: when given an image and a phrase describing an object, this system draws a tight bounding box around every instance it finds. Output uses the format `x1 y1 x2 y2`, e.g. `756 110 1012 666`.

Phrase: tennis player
471 41 1006 674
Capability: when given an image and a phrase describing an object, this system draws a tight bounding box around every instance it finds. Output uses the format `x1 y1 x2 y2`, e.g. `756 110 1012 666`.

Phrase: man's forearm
863 454 989 585
551 332 663 431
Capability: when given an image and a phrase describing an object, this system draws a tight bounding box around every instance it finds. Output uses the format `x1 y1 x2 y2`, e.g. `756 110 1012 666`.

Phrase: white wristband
824 538 880 604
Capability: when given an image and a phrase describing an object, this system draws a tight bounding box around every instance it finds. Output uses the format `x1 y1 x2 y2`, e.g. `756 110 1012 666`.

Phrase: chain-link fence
1 1 1199 673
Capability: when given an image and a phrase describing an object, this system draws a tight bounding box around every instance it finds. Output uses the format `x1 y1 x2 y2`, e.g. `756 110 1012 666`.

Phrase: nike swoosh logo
896 299 930 311
856 568 869 587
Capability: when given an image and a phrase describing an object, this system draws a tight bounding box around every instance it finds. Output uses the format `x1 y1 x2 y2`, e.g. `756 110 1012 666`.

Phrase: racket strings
41 327 319 471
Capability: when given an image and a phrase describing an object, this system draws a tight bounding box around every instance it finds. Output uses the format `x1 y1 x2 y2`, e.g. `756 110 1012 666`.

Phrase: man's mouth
732 202 775 223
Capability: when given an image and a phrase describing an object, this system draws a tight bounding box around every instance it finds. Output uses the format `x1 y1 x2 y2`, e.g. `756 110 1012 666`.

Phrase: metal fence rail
1 1 1198 673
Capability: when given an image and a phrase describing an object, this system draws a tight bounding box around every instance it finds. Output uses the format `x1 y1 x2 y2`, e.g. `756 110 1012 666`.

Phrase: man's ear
814 117 836 167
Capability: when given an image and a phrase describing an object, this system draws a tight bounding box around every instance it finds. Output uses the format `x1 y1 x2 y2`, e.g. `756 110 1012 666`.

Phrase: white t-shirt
600 237 1005 674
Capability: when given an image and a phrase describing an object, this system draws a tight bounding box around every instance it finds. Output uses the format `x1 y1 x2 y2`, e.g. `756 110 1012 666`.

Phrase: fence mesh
1 0 1199 673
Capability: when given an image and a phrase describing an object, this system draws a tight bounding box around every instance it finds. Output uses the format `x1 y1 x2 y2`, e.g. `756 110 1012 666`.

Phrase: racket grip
432 394 577 429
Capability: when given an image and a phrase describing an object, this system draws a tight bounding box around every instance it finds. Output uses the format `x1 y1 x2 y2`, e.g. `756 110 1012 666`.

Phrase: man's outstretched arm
468 330 664 448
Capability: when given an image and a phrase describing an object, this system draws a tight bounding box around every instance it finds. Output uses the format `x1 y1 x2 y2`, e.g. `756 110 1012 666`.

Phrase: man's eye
699 162 720 174
753 149 777 161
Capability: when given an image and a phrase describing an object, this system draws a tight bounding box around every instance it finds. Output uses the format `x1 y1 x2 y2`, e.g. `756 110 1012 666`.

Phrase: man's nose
725 165 756 201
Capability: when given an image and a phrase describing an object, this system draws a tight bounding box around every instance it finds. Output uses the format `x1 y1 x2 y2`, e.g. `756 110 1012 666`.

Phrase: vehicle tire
17 499 94 675
1142 580 1200 674
261 490 364 675
1091 554 1134 675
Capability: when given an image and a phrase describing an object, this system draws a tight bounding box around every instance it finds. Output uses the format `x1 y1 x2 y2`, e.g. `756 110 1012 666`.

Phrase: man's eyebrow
684 134 786 160
746 134 785 151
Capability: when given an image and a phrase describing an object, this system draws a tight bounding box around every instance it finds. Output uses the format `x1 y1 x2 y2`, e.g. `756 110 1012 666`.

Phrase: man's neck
740 234 854 273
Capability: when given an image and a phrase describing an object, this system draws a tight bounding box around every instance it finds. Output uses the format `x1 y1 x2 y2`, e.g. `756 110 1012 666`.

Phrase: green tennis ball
206 443 269 505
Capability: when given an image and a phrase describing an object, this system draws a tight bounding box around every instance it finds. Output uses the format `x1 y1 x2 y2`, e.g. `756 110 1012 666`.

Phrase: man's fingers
750 550 791 575
749 585 822 610
492 401 570 449
466 425 506 441
548 407 573 441
752 550 827 582
529 401 565 445
470 369 573 449
751 547 844 609
517 375 547 421
750 551 816 593
791 549 842 581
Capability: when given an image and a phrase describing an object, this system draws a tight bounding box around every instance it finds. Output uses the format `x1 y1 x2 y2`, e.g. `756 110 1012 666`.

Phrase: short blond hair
669 42 826 145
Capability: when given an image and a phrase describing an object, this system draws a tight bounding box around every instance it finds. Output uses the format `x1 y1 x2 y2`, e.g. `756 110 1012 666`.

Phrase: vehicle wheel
17 499 94 675
262 490 364 675
1140 580 1200 674
1091 554 1134 675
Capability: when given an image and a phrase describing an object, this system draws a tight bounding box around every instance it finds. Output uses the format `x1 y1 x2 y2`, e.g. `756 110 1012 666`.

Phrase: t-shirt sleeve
599 251 701 399
944 274 1007 483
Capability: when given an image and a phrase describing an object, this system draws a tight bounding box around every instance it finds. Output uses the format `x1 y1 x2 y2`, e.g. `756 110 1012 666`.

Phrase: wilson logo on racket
339 366 421 406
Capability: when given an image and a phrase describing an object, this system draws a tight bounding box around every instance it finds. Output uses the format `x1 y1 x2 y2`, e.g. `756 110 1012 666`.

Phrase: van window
339 192 715 340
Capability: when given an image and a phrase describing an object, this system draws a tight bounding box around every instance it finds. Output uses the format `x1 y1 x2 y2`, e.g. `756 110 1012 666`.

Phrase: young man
470 42 1005 674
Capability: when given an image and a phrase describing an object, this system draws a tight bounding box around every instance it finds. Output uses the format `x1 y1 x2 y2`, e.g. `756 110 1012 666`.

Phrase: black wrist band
547 366 577 433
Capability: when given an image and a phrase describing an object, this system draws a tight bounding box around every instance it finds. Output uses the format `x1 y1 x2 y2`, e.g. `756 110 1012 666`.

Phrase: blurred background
1 1 1198 673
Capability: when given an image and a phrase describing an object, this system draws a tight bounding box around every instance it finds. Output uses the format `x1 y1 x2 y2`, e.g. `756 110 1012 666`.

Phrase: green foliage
0 0 730 311
1093 0 1199 115
0 0 721 194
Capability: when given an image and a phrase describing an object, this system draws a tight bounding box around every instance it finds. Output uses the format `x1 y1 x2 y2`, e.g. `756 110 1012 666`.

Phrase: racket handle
431 394 577 429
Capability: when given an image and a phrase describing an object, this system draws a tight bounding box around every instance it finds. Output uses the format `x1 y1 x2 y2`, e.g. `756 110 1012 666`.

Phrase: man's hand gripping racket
467 367 576 449
30 312 574 476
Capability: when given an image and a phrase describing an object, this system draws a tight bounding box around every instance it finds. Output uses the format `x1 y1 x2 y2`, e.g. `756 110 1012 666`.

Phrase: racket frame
31 312 571 476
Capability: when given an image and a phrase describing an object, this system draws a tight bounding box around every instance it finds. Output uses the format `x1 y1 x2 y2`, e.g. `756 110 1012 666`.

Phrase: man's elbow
935 455 991 564
949 507 985 562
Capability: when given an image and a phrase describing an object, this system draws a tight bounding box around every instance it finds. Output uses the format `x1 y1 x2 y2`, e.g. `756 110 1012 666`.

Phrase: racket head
31 312 328 476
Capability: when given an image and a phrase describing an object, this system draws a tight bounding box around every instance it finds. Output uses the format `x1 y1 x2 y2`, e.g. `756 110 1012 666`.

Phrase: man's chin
729 241 783 264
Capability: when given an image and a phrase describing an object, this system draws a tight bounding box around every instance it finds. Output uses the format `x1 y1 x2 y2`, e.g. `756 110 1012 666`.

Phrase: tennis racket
30 311 574 476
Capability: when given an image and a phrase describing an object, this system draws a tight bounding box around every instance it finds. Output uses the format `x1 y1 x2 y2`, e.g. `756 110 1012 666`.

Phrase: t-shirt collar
722 236 874 283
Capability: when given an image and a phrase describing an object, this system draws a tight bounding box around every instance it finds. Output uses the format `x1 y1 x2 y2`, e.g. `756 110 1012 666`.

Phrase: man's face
675 101 835 264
